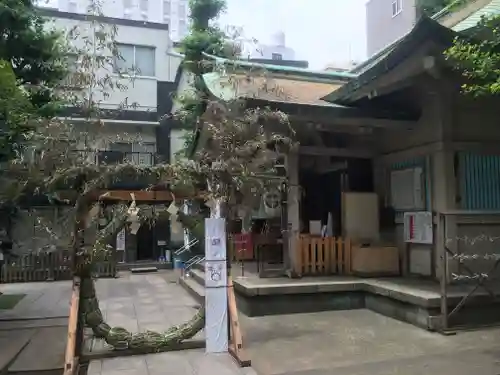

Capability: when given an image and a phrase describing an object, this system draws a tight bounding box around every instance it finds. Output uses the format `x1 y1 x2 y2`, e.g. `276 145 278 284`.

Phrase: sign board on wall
403 211 433 244
116 228 126 251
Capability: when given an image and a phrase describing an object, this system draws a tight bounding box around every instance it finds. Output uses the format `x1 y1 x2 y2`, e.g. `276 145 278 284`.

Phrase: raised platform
181 262 500 331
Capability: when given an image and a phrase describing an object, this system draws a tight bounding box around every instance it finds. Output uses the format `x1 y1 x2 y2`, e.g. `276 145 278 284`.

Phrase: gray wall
366 0 417 57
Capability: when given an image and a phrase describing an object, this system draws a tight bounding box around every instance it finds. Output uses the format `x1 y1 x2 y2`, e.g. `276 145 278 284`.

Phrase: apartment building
53 0 189 41
8 9 183 262
366 0 417 57
365 0 496 57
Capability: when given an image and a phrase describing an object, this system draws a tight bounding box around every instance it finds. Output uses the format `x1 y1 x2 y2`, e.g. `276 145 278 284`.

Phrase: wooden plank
64 277 81 375
345 238 352 275
310 238 317 274
324 237 331 273
227 277 251 368
337 237 344 274
303 236 311 275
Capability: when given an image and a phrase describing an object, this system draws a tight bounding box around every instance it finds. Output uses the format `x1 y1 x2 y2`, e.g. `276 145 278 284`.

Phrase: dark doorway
136 224 154 260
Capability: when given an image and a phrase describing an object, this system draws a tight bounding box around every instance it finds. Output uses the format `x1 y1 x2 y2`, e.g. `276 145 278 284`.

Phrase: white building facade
238 31 296 61
55 0 189 41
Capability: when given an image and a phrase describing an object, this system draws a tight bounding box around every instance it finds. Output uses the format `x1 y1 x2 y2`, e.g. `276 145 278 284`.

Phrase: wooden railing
1 250 116 283
295 235 352 276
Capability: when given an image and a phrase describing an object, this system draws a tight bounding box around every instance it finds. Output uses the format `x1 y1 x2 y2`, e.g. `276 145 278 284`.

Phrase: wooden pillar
286 152 300 276
430 83 457 281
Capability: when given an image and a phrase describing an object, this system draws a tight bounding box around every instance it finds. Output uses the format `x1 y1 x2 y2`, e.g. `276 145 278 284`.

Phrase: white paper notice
205 261 228 288
116 229 125 251
205 218 227 261
204 217 228 353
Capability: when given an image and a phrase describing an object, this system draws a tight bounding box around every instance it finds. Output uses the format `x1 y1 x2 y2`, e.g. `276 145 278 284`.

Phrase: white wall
44 13 172 112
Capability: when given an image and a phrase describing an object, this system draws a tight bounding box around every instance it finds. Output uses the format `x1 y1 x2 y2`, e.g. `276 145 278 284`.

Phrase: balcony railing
74 150 158 166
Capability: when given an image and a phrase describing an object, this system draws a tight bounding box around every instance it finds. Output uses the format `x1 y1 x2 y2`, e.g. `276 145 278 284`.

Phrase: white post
204 200 228 353
287 153 300 274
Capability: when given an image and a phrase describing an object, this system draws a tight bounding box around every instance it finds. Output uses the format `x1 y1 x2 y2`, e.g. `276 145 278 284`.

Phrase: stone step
192 261 205 272
179 275 205 304
117 262 172 271
130 267 158 274
188 267 205 287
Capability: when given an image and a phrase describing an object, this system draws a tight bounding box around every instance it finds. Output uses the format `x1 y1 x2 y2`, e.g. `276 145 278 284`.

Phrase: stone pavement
93 271 203 338
0 280 71 320
88 349 257 375
88 272 254 375
240 309 500 375
0 281 71 374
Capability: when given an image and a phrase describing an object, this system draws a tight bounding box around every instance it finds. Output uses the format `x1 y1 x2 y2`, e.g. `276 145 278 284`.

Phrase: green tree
419 0 464 17
0 0 70 160
445 15 500 96
0 0 68 116
0 61 34 160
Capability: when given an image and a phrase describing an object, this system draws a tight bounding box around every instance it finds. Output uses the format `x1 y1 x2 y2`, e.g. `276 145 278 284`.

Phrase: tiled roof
203 72 344 106
453 0 500 31
322 16 456 104
203 53 354 82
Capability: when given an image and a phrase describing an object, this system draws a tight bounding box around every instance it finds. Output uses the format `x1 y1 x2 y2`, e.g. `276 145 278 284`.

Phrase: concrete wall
45 13 172 112
366 0 417 57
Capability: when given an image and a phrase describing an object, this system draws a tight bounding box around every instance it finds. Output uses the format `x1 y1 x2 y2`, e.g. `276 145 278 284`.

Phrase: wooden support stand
227 277 251 367
64 277 81 375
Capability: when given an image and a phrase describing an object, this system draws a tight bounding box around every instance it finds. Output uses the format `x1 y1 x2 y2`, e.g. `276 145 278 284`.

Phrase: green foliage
419 0 467 17
0 60 34 160
445 15 500 96
175 0 237 155
0 0 68 117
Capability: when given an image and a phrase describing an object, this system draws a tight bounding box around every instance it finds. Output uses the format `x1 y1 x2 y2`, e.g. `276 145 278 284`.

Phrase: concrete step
188 268 205 287
130 267 158 274
179 276 205 304
117 262 172 271
192 261 205 272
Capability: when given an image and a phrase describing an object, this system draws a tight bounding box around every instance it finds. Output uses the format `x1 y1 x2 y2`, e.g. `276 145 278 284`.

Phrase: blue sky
218 0 367 69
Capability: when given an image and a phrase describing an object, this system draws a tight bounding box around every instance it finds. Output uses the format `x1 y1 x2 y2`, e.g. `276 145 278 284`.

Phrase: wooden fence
1 250 117 283
295 235 352 276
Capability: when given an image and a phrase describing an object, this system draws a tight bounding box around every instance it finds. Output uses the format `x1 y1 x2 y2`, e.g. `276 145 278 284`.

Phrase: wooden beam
227 277 251 367
93 190 207 202
293 116 417 131
64 277 80 375
299 146 374 159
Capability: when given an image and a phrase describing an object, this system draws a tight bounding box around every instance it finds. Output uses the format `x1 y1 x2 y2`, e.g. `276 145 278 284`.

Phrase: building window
179 19 188 37
163 0 171 18
178 3 186 18
123 0 132 18
114 44 156 77
67 0 77 13
271 53 283 60
392 0 402 17
140 0 148 19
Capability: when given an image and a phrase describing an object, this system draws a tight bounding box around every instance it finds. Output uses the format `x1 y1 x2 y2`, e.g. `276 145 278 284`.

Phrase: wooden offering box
351 244 400 277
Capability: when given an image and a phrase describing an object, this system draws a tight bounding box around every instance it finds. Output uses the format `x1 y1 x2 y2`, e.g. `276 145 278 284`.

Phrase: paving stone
101 356 148 372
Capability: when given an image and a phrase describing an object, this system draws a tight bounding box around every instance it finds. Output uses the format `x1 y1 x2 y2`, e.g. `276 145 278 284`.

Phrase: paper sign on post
205 218 226 261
